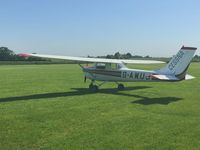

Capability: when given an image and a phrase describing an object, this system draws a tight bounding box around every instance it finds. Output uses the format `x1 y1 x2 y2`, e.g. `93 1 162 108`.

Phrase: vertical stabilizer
158 46 197 79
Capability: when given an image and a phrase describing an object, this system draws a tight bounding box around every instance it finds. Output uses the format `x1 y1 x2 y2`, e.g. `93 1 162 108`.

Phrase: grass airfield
0 63 200 150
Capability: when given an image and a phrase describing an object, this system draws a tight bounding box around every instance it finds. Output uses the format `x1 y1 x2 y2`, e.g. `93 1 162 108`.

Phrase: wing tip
17 53 32 57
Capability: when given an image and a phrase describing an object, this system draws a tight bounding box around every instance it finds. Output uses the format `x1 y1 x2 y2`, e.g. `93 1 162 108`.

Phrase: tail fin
158 46 197 79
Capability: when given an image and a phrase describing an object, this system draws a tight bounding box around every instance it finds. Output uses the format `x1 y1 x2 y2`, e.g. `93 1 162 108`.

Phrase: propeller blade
84 76 87 83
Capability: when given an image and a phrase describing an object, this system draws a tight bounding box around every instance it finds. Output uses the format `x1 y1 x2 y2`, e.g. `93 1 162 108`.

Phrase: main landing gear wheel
117 84 124 90
89 84 99 92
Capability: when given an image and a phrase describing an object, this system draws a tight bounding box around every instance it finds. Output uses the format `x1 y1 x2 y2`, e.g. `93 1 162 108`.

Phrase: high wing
17 53 165 64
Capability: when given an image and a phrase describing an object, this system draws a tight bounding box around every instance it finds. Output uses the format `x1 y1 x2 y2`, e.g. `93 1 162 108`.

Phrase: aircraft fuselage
83 67 157 82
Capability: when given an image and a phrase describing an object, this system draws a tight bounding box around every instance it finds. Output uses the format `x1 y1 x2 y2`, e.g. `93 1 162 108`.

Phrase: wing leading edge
17 53 165 64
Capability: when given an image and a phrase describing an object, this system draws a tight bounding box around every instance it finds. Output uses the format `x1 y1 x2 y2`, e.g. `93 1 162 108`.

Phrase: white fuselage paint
83 67 156 82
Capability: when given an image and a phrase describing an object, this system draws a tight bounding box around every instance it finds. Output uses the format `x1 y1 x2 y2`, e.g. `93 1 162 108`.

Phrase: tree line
97 52 151 59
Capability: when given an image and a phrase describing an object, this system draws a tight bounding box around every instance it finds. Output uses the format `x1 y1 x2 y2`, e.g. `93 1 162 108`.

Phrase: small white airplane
18 46 197 91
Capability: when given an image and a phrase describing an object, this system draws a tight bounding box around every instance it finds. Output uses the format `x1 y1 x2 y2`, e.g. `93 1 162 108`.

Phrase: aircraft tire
118 84 124 90
89 85 98 92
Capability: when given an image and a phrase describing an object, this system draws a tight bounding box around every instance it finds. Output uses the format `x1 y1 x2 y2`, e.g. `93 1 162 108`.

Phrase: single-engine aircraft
18 46 197 92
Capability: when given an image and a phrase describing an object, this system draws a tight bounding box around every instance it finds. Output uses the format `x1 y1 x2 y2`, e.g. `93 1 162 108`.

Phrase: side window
117 64 122 69
111 64 117 70
105 63 111 69
96 63 106 69
95 63 121 70
105 63 116 70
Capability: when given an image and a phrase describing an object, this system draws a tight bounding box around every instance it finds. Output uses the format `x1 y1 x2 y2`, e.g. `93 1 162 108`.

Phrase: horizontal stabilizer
151 74 195 81
151 74 179 81
185 74 195 80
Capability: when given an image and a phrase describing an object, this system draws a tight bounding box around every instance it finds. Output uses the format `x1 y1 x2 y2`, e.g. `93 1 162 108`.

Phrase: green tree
0 47 15 60
106 55 114 59
126 52 132 59
114 52 121 59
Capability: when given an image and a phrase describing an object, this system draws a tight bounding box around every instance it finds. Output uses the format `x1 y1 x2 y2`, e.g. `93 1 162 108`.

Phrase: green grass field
0 63 200 150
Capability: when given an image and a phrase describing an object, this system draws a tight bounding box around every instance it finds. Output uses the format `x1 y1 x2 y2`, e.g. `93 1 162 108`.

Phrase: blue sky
0 0 200 57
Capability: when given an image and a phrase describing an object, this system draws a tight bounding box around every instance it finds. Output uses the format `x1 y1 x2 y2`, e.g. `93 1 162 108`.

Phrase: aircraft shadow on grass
0 86 182 105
